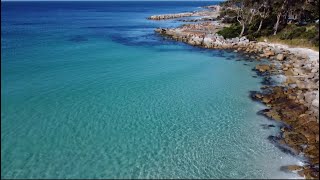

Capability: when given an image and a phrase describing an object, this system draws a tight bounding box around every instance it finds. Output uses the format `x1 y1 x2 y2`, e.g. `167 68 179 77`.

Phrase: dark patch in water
252 68 271 77
249 91 265 103
204 50 227 58
268 135 282 143
228 55 236 59
257 109 274 120
86 26 113 29
267 135 297 156
279 166 296 173
261 124 276 129
94 9 147 13
85 25 156 29
13 22 51 26
261 76 275 85
109 33 167 47
68 35 88 43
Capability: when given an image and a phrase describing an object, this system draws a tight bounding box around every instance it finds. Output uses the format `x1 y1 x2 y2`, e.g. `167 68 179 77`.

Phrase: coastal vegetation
217 0 319 49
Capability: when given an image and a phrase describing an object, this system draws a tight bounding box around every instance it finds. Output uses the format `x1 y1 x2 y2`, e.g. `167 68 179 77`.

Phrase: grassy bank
257 24 319 51
217 23 319 51
257 36 319 51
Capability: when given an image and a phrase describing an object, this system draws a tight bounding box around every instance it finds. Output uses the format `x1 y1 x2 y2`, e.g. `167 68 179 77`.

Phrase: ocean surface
1 1 302 179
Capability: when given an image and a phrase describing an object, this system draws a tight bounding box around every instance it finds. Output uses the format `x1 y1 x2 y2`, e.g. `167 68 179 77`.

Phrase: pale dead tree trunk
256 3 269 34
235 1 256 37
273 0 288 35
240 23 245 37
249 13 254 24
274 14 281 35
256 19 263 33
248 9 258 25
237 15 246 37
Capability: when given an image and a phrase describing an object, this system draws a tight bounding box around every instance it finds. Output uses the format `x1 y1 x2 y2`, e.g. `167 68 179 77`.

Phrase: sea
1 1 302 179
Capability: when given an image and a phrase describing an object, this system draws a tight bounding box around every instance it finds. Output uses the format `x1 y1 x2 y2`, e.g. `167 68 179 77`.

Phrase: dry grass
257 36 319 51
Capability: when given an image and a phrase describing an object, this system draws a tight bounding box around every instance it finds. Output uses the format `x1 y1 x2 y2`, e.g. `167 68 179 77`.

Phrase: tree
228 0 256 37
273 0 289 35
256 0 272 33
303 0 319 22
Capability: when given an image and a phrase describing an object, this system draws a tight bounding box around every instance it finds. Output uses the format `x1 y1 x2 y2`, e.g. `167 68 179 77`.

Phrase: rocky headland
148 5 220 20
149 5 319 179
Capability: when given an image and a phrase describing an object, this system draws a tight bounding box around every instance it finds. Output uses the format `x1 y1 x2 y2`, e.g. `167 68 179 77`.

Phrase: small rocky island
149 2 319 179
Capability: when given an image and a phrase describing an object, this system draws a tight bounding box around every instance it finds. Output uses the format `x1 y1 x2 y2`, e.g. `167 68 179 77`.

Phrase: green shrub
217 24 242 38
247 18 261 35
310 34 319 47
301 27 318 40
260 28 274 37
219 9 237 17
292 26 307 37
247 33 258 41
280 31 294 40
279 25 307 40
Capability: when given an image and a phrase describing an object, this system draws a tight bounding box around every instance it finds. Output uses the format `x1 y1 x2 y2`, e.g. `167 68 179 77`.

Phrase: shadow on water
68 35 88 43
108 34 164 47
84 25 156 30
12 22 52 26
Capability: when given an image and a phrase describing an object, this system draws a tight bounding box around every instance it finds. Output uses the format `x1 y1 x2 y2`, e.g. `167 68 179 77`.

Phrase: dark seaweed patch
68 35 88 43
261 124 276 129
249 91 264 102
108 33 168 47
13 22 50 26
85 25 155 30
261 76 275 85
257 109 274 120
267 135 297 156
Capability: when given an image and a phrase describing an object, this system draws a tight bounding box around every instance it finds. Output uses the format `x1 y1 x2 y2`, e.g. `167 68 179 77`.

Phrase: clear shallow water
1 1 301 179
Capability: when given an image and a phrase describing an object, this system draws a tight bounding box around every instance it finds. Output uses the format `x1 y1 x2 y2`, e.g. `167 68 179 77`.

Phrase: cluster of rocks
150 10 319 179
234 41 319 179
251 45 319 121
251 86 319 179
177 17 216 22
233 44 319 178
148 6 221 21
155 25 246 48
148 12 194 20
203 5 221 11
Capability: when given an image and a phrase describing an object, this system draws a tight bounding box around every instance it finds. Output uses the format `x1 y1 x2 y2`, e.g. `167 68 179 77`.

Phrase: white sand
258 42 319 62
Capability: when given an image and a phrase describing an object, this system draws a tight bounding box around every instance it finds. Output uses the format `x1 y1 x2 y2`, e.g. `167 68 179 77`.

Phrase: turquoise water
1 1 301 179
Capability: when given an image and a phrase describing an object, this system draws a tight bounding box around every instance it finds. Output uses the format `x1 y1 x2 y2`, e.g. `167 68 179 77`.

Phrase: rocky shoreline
149 6 319 179
148 5 220 21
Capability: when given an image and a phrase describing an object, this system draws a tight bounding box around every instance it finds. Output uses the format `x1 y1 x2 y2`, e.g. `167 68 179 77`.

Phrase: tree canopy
218 0 319 47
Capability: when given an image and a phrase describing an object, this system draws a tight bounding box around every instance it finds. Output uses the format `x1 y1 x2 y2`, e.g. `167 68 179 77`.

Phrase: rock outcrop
148 7 221 20
148 12 194 20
